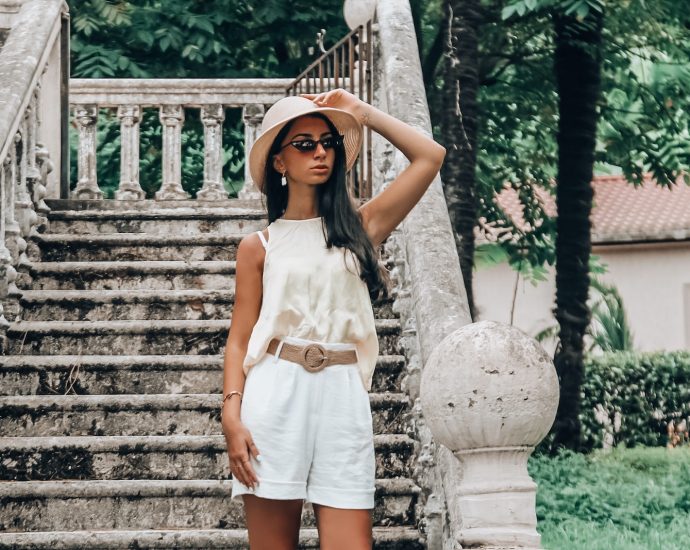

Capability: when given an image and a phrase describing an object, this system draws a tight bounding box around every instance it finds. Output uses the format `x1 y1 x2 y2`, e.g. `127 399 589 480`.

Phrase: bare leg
243 495 304 550
313 503 373 550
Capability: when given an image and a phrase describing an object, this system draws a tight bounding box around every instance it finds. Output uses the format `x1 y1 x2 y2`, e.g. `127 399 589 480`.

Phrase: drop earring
281 171 287 186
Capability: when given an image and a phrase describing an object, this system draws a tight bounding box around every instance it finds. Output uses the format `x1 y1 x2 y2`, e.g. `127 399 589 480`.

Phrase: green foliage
580 351 690 449
589 277 634 352
428 0 690 271
529 447 690 549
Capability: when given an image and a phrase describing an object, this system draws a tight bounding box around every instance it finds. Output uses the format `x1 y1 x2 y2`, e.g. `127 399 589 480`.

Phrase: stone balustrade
0 0 66 348
69 78 293 201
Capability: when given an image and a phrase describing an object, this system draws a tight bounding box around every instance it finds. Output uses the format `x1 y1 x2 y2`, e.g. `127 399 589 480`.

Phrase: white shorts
230 335 376 509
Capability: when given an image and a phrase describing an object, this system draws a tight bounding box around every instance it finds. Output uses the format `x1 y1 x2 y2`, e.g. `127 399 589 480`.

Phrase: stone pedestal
420 320 559 549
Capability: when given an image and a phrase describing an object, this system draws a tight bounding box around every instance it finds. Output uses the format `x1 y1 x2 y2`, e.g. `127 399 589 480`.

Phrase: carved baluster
197 104 226 201
72 104 103 200
238 104 265 199
0 158 10 337
13 127 31 271
4 135 21 264
115 105 144 200
0 157 19 322
27 86 49 223
156 105 189 200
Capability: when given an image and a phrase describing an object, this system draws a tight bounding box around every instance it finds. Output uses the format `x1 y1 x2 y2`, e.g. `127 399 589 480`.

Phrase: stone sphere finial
419 320 560 549
343 0 377 30
420 320 559 451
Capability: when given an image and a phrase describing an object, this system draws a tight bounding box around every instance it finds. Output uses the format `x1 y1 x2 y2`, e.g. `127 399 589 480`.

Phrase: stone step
4 318 403 355
33 233 243 262
44 198 265 212
17 289 397 321
45 206 268 235
31 233 397 263
0 353 406 396
0 393 411 437
0 478 420 531
22 261 237 291
0 434 415 481
0 526 425 549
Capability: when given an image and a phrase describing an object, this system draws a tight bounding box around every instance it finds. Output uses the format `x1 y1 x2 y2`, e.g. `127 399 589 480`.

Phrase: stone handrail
366 0 559 548
0 0 66 348
69 78 292 201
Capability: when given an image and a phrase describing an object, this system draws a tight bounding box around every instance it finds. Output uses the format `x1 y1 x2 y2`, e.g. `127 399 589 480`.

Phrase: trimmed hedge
581 351 690 450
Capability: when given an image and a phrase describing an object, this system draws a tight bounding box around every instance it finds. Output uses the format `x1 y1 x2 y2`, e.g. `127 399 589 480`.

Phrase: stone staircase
0 198 425 549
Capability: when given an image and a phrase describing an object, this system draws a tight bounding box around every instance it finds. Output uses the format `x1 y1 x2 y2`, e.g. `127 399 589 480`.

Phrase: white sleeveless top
242 216 379 392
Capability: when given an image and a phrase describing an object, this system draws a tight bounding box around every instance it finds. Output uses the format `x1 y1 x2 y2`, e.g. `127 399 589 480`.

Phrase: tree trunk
441 0 481 320
551 8 604 451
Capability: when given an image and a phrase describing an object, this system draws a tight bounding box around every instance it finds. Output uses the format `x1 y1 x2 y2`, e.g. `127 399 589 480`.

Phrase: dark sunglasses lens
322 137 339 149
294 140 316 151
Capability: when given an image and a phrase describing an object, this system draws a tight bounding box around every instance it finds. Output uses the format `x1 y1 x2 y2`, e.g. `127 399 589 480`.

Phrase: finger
234 462 253 489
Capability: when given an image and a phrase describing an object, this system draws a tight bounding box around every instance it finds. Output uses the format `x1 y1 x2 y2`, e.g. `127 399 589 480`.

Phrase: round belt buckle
301 343 328 372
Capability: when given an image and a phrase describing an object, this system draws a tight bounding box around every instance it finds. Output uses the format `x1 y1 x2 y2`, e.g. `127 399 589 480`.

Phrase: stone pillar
238 103 264 199
0 157 20 321
4 137 21 263
156 105 189 200
420 321 560 549
197 104 227 201
0 157 10 339
72 104 103 200
115 105 145 200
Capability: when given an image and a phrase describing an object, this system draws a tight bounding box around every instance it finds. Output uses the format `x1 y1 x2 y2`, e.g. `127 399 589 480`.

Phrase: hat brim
248 106 363 194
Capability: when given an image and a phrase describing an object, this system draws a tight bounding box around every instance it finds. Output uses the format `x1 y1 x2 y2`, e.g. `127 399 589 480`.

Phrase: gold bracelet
221 391 243 408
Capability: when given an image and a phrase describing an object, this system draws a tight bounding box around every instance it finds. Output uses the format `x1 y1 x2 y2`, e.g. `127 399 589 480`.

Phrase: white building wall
474 242 690 354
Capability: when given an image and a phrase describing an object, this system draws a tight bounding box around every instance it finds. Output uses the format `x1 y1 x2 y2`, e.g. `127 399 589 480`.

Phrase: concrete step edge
19 289 235 303
7 318 400 334
0 477 421 499
0 433 414 452
1 353 405 369
0 526 423 548
0 392 410 409
48 208 267 221
29 260 236 274
34 234 244 244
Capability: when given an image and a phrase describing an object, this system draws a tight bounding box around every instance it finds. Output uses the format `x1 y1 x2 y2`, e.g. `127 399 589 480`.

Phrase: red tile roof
484 173 690 244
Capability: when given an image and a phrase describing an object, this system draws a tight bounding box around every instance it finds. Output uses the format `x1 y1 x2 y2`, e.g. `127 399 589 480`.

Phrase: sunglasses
279 134 344 153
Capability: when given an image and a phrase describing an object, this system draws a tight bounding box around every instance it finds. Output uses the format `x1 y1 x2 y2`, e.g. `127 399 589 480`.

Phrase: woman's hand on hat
301 89 366 121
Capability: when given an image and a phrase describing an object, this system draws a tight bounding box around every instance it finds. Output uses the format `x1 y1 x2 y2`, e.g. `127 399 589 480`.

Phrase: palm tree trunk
441 0 480 320
551 8 604 451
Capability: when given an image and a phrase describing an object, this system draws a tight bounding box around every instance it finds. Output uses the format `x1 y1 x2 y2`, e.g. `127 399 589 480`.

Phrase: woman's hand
222 419 262 490
301 89 369 124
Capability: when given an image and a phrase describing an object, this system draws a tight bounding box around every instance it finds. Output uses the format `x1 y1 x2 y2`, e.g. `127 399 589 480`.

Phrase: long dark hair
260 113 391 302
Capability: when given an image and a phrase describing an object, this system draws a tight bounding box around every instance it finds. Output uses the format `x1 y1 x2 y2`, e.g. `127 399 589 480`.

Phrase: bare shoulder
237 231 266 270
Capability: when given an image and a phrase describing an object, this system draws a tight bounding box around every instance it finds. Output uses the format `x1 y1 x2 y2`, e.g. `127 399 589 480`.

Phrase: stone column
238 103 264 199
4 138 21 263
115 105 145 200
71 104 103 200
197 104 227 201
0 157 10 339
0 157 20 322
420 321 560 549
156 105 189 200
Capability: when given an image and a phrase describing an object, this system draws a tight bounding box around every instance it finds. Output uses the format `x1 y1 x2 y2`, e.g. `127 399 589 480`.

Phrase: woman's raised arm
301 89 446 247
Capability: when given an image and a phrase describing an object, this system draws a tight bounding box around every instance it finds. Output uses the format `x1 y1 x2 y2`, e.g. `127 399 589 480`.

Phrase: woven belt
266 338 358 373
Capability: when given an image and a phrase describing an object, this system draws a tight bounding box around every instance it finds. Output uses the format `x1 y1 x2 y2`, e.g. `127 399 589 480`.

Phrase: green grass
528 447 690 549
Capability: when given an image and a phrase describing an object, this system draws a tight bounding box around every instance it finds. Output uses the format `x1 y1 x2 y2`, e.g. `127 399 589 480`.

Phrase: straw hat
248 96 363 194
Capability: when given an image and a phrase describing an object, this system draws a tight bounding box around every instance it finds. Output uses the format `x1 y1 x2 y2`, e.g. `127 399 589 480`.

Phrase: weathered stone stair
0 199 424 549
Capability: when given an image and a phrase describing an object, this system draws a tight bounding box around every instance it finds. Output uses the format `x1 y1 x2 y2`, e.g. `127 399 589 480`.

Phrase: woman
221 88 445 550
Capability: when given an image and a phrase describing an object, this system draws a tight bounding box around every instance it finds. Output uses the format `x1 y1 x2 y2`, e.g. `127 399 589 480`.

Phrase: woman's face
273 115 336 187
